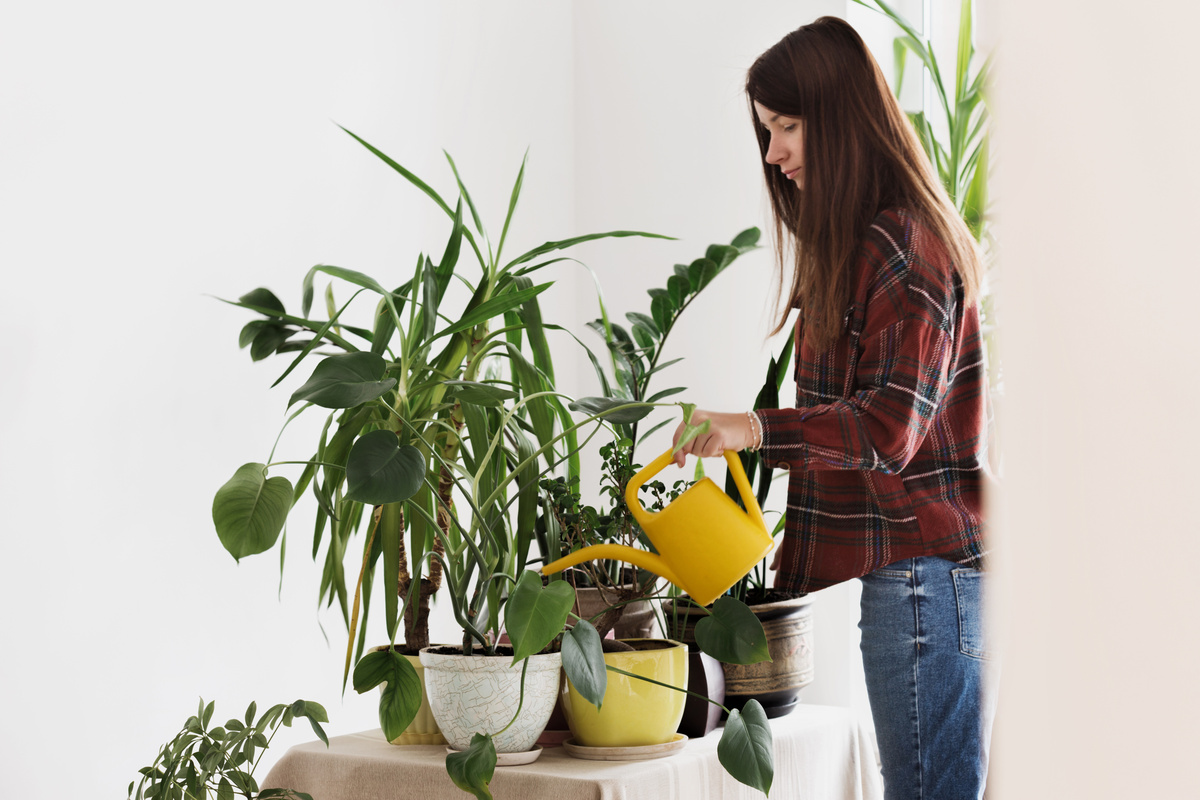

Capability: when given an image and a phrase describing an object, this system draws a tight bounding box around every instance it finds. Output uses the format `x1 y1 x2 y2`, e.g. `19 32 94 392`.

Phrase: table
262 704 882 800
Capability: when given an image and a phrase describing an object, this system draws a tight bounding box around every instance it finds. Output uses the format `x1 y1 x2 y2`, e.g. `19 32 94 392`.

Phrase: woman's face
754 101 804 188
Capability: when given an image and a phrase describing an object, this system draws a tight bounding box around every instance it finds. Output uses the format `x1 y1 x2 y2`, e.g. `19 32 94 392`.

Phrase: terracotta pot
663 593 814 718
420 647 561 753
570 584 659 639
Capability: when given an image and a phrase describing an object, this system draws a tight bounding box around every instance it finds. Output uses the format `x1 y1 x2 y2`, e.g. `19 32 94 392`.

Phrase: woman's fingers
671 409 755 466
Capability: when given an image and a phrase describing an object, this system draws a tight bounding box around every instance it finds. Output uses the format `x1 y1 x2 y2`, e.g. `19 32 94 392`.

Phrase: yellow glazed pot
560 639 688 748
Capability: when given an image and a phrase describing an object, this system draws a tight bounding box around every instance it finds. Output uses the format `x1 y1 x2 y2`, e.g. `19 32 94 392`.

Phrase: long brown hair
746 16 983 349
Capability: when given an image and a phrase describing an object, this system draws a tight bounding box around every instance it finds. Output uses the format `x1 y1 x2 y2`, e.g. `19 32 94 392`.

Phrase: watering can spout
541 545 683 588
539 449 773 609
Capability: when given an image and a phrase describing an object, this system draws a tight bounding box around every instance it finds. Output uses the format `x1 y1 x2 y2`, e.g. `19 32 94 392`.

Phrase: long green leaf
494 149 527 267
434 282 553 340
506 230 674 269
561 620 607 709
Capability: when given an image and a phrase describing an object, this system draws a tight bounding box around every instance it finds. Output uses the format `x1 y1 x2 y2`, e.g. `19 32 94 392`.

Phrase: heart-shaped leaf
568 396 652 425
695 597 771 665
213 464 293 561
718 700 774 794
288 352 397 409
352 648 422 742
561 619 607 710
345 431 425 505
446 733 497 800
504 570 573 664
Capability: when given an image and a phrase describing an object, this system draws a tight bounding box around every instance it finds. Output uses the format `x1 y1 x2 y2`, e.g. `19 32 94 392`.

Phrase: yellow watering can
541 449 773 607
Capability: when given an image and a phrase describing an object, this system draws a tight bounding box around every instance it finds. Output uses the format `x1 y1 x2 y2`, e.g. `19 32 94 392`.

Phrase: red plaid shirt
758 208 988 593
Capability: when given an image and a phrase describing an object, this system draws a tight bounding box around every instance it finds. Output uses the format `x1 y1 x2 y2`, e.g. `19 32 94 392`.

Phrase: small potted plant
128 697 328 800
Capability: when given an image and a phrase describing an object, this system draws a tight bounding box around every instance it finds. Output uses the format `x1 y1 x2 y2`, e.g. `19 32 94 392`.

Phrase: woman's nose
765 138 783 165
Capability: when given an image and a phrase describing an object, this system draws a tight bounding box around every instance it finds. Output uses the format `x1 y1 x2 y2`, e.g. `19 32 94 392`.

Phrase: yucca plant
210 129 669 679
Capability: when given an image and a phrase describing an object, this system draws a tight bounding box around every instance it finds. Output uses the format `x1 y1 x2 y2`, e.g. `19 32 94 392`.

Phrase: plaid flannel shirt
758 208 988 593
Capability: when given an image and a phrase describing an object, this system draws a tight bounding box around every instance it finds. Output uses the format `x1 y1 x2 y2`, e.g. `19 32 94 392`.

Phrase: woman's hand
671 409 758 467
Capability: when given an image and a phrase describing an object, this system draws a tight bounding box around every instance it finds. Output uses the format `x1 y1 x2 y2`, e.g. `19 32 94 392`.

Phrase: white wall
990 1 1200 797
0 2 943 796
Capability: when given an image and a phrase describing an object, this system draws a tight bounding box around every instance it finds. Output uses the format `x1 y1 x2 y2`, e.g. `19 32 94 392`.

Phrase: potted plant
210 129 670 746
128 697 328 800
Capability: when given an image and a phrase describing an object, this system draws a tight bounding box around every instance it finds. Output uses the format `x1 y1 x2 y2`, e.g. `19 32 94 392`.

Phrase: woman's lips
784 167 800 179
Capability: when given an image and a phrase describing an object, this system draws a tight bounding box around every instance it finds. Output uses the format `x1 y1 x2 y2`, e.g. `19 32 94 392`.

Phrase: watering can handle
626 449 768 534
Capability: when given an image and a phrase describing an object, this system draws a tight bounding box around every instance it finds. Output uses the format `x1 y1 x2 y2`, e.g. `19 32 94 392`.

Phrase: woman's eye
783 124 796 133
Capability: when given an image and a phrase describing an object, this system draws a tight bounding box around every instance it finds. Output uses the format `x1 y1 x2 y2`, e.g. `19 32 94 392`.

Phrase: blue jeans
859 557 998 800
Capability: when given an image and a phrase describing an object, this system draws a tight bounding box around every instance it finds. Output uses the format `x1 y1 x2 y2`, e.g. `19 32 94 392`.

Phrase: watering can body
541 449 773 607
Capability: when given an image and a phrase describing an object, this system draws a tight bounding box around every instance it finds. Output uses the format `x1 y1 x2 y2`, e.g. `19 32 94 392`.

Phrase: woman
671 16 996 800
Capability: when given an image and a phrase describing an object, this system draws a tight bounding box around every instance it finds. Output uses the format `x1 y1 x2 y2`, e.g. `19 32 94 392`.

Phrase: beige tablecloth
263 704 882 800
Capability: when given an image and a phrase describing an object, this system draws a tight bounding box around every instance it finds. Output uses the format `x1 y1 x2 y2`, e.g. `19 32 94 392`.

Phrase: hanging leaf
718 700 774 794
561 620 607 710
695 597 771 665
446 733 497 800
344 431 425 505
569 396 652 425
352 648 422 742
288 352 397 409
213 464 294 561
444 381 519 407
504 570 573 663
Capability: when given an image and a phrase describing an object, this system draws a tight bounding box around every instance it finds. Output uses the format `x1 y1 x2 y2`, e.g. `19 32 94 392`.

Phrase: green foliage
574 228 761 453
128 698 328 800
503 570 574 663
445 733 497 800
559 619 607 709
694 596 773 665
351 647 423 742
718 700 774 795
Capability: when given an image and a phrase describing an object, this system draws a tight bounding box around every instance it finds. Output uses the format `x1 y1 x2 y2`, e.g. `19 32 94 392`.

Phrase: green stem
605 665 730 714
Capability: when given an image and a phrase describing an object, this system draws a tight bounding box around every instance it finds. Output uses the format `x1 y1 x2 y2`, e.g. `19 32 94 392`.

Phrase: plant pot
369 645 447 746
677 646 725 738
560 638 687 748
664 592 814 718
570 585 659 639
419 647 562 753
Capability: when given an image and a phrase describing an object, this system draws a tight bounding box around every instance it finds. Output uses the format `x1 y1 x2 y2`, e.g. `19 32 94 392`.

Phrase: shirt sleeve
757 219 958 475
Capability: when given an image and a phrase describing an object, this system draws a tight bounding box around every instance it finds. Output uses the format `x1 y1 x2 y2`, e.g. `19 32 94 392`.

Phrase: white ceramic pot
419 647 562 753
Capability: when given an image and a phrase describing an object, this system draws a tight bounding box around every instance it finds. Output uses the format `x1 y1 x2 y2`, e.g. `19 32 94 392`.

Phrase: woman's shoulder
857 208 959 314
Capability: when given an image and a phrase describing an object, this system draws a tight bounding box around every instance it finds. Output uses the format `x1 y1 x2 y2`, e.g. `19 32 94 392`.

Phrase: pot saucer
446 744 543 766
562 734 688 761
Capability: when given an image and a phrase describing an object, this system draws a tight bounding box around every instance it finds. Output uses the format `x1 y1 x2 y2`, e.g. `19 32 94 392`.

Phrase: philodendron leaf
695 597 771 665
568 396 652 425
213 464 293 561
444 380 519 407
446 733 497 800
344 431 425 505
352 648 421 742
288 352 397 409
561 619 607 710
504 570 574 664
718 700 774 795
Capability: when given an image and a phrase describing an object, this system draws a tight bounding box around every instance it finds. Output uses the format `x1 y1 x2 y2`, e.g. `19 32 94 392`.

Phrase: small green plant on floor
128 698 328 800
